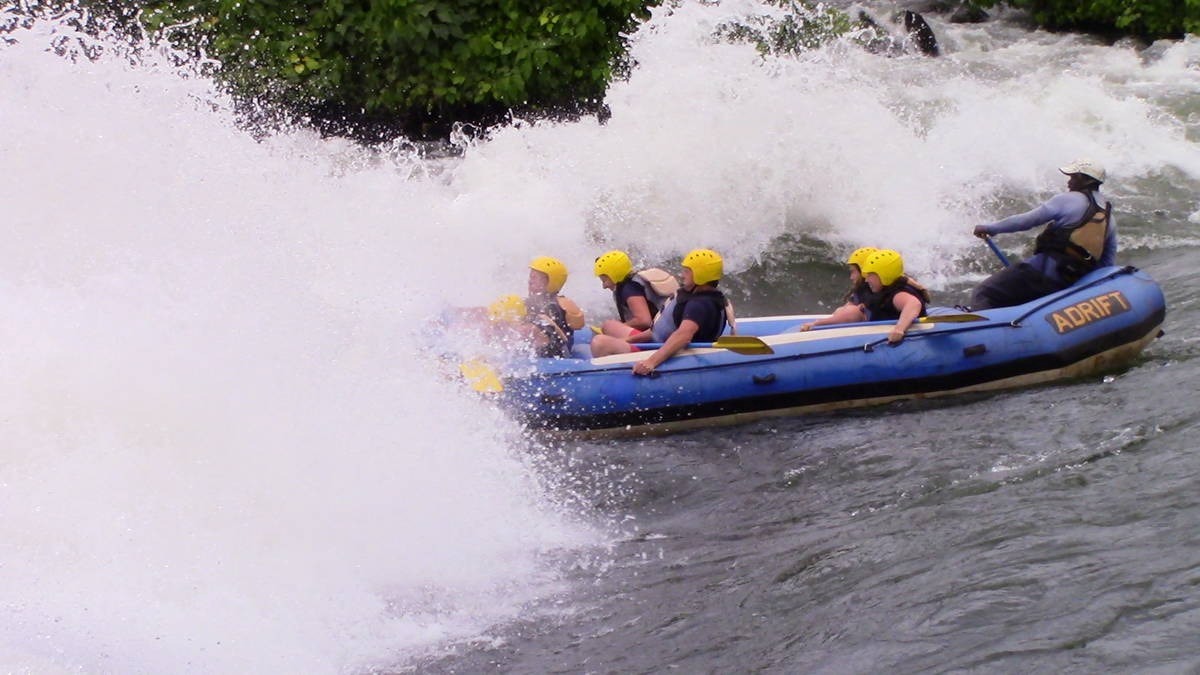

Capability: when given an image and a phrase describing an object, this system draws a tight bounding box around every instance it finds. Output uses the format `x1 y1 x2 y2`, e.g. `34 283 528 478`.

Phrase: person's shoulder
532 294 565 317
619 280 648 298
1047 191 1088 209
683 293 721 316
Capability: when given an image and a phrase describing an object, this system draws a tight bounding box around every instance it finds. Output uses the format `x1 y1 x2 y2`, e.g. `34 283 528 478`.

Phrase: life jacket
842 280 869 305
862 276 930 321
527 294 579 357
1034 190 1111 272
651 288 728 342
629 268 679 313
723 297 739 336
556 296 585 330
613 278 659 323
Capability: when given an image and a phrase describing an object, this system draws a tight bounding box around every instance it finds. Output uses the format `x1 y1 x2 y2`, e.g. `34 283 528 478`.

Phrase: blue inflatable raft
483 266 1165 436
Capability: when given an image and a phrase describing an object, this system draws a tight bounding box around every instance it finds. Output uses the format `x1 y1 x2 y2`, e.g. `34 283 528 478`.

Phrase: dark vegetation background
7 0 1196 142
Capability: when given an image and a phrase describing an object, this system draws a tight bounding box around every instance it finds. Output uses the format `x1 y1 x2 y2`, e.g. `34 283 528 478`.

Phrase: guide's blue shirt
979 190 1117 281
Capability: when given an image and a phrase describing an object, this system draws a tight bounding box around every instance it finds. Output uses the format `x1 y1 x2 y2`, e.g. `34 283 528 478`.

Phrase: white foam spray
1 11 590 674
444 1 1200 291
2 3 1199 671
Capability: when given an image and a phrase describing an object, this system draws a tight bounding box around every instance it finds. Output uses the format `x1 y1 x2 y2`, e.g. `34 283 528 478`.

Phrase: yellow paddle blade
712 336 775 355
459 359 504 393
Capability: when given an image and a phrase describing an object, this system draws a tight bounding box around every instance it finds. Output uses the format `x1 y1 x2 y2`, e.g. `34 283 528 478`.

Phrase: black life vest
842 280 869 305
526 294 574 358
652 288 727 342
1034 190 1111 268
862 277 930 321
613 278 659 323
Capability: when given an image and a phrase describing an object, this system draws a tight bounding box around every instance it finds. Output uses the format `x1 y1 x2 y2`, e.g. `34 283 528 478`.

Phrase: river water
3 1 1199 673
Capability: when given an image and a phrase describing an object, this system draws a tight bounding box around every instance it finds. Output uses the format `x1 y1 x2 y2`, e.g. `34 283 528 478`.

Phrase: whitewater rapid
2 10 593 674
2 1 1199 672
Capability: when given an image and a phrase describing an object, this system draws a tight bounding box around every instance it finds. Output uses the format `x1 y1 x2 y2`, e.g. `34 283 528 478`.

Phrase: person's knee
600 319 631 337
969 290 994 310
589 336 609 357
590 335 631 357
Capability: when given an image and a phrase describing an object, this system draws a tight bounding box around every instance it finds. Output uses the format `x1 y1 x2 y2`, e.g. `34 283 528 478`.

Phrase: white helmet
1059 159 1105 183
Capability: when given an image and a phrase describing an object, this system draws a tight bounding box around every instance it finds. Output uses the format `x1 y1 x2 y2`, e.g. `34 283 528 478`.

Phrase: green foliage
3 1 147 46
713 0 858 57
966 0 1199 39
141 0 656 136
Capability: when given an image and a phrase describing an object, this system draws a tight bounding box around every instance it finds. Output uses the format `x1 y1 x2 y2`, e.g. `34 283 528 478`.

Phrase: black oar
636 336 774 355
804 313 988 330
918 313 988 323
459 336 773 392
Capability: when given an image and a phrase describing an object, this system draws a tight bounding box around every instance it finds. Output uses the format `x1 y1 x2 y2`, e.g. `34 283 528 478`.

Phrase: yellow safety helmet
593 250 633 283
846 247 879 270
529 256 568 293
681 248 723 286
860 249 905 287
487 294 527 324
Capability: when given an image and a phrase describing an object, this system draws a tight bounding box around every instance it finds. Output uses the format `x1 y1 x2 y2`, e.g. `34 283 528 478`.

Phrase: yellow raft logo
1046 291 1132 334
